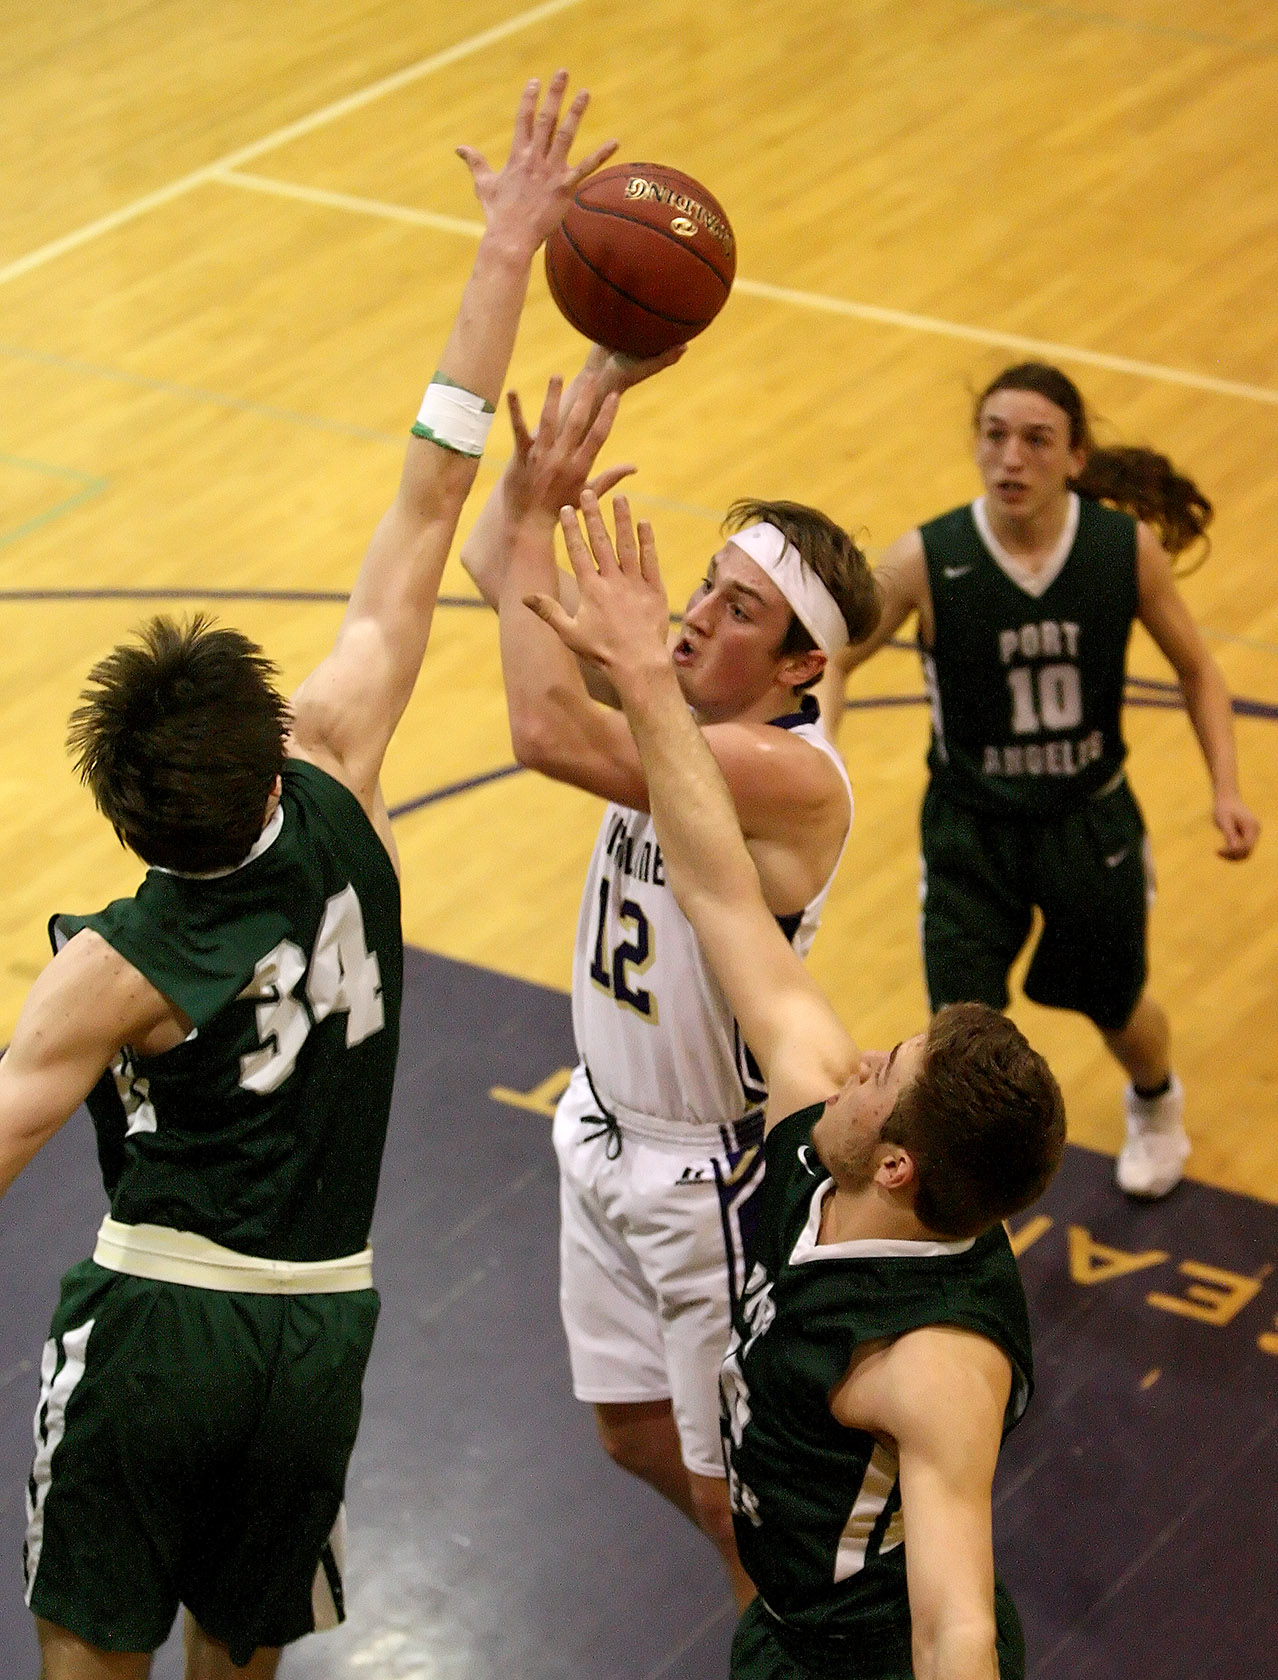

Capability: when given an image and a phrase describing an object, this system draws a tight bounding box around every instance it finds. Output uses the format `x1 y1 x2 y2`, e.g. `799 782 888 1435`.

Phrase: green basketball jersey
920 496 1139 815
720 1106 1033 1670
52 760 402 1263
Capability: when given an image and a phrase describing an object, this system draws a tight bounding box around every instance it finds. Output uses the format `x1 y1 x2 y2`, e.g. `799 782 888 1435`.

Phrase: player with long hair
821 362 1260 1198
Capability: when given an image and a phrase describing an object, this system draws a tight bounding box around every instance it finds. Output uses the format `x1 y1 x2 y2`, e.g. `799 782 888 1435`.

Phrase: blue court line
0 590 1271 705
0 586 352 604
0 483 108 552
1123 673 1278 719
0 591 1272 825
962 0 1277 53
0 346 722 524
0 452 104 484
390 683 1276 820
388 764 524 820
1202 626 1278 656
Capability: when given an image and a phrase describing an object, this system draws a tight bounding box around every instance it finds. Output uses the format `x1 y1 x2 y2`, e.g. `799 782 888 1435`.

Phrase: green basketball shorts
24 1258 378 1666
920 776 1152 1031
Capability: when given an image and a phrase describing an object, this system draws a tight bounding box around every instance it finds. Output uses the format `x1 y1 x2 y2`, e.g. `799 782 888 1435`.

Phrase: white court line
732 278 1278 407
218 170 488 239
0 0 585 289
218 171 1278 409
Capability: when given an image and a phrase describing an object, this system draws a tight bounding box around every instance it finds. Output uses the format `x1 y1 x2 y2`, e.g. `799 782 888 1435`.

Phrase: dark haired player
822 363 1260 1199
0 74 615 1680
531 488 1066 1680
461 372 881 1603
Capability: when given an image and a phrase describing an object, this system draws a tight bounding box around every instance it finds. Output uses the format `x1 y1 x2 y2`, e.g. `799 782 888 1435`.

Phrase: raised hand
526 490 670 677
457 71 618 256
575 341 689 399
504 376 631 525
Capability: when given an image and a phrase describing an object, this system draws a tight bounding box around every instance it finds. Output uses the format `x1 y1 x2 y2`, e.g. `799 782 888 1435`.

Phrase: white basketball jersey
570 709 852 1129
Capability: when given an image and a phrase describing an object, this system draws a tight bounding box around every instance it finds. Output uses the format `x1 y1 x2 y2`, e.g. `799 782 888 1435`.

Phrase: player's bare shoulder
836 1323 1012 1445
703 712 850 827
26 928 190 1062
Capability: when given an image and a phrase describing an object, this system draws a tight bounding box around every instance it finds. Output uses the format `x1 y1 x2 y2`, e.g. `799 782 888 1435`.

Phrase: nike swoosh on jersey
1105 847 1130 867
943 564 974 578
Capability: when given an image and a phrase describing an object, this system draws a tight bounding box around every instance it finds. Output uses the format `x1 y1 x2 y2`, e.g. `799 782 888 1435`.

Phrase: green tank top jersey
52 760 402 1263
920 497 1139 815
720 1106 1033 1662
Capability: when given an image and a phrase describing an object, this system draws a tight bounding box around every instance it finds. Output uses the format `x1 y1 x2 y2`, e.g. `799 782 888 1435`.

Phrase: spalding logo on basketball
545 163 736 359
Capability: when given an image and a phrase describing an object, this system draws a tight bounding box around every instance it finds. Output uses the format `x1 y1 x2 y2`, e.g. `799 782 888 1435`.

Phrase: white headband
726 523 849 654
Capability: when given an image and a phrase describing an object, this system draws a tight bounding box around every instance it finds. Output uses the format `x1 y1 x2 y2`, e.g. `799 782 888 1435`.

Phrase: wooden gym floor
1 2 1275 1675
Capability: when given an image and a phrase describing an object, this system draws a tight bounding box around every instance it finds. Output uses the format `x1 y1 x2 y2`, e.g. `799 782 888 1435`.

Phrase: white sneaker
1116 1076 1190 1198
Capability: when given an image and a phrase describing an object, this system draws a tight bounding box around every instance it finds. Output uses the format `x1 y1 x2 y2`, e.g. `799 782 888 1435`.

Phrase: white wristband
411 379 495 458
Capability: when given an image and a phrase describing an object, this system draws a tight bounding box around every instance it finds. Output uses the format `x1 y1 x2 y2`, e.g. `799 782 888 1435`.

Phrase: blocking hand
457 71 618 255
505 376 632 525
525 490 670 677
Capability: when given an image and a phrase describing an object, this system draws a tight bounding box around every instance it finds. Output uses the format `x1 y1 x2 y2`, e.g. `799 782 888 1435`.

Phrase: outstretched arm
287 73 617 846
1135 525 1260 859
495 382 850 918
529 490 858 1125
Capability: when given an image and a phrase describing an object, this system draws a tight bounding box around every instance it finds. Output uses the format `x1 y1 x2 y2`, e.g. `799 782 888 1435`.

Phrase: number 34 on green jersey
238 883 385 1094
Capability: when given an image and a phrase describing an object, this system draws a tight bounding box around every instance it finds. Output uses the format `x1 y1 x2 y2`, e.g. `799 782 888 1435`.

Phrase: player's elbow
1180 654 1226 705
507 706 567 776
459 539 500 609
667 861 753 927
910 1607 999 1680
506 687 594 781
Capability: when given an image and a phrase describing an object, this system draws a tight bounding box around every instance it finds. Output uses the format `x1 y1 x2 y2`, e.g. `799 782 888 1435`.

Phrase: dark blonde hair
976 364 1213 570
723 498 881 686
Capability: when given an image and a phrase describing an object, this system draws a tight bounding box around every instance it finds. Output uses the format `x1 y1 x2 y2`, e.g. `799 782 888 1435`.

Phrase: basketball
545 162 736 358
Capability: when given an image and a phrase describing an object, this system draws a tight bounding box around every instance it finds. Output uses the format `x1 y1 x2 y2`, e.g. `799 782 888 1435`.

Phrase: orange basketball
545 162 736 358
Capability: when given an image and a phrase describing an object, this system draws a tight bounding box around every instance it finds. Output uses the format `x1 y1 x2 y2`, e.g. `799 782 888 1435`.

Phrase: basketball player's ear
263 775 283 819
780 648 826 692
874 1145 917 1194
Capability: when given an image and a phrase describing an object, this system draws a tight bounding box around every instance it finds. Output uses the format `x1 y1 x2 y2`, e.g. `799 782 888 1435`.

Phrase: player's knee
595 1413 654 1475
184 1612 282 1680
36 1616 152 1680
595 1417 641 1473
592 1399 683 1481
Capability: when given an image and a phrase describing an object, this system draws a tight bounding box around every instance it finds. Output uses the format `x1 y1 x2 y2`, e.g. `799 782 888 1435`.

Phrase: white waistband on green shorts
92 1215 374 1293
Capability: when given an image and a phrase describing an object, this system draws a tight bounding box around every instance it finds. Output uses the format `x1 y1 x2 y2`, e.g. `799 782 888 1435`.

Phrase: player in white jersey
570 710 848 1127
461 369 879 1602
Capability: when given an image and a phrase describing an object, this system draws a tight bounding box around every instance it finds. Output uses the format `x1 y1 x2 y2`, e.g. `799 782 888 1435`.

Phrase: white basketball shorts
552 1063 765 1480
